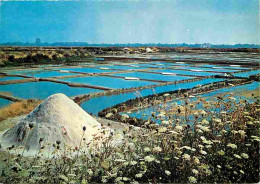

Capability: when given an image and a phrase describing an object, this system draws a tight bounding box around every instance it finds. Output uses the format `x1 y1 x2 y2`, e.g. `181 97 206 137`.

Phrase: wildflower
194 111 199 119
157 113 165 118
205 169 212 176
240 170 244 174
165 170 171 176
197 129 203 134
213 118 222 123
200 136 206 141
245 116 254 121
192 169 199 175
101 161 110 170
130 161 137 165
202 140 213 145
183 154 191 161
234 154 241 159
135 173 143 178
241 153 249 159
231 130 238 135
175 125 183 131
115 159 126 162
177 150 183 155
220 111 227 116
144 147 151 152
227 143 237 149
251 135 260 142
105 113 113 118
200 110 207 116
181 146 191 150
198 144 204 149
144 155 155 162
201 119 209 125
225 164 232 169
221 129 227 134
87 169 93 176
115 177 123 182
218 150 225 156
59 175 69 182
127 143 135 150
205 145 212 149
153 146 162 153
212 140 220 143
188 176 197 183
101 176 108 183
162 120 169 126
217 165 222 169
200 150 207 155
158 127 167 133
123 177 129 181
200 126 211 132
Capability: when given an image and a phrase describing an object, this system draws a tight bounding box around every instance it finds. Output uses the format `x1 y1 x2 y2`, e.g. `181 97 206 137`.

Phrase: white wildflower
189 176 197 183
162 120 169 126
183 154 191 161
144 156 155 162
144 147 151 152
227 143 237 149
130 161 137 165
153 146 162 153
200 136 206 141
241 153 249 159
200 150 207 155
234 154 241 159
193 157 200 164
165 170 171 176
158 127 167 133
192 169 199 175
135 173 142 178
175 125 183 131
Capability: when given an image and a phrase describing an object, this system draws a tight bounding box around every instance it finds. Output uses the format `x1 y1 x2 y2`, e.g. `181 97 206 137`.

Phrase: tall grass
0 100 42 122
0 95 259 183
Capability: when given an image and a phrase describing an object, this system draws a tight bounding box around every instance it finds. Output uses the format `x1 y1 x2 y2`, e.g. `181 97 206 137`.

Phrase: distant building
35 38 41 45
146 47 153 53
201 43 211 48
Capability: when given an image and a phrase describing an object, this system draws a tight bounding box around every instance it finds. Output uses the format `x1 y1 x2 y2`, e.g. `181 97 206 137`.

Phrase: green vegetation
0 95 259 183
0 47 96 67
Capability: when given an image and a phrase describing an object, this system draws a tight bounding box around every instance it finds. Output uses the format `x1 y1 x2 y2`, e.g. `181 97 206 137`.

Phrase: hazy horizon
0 0 259 45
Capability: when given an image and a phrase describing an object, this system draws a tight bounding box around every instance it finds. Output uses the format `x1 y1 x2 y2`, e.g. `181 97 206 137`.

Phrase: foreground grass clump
0 96 259 183
0 100 42 122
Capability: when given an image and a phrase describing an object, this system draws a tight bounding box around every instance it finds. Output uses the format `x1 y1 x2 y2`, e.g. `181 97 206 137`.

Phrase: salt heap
1 93 101 153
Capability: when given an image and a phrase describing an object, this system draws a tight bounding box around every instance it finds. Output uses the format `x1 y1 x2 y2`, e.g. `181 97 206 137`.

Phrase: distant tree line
1 42 259 48
8 53 51 64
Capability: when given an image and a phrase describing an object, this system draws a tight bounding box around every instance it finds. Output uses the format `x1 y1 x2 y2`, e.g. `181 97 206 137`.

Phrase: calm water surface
0 82 101 99
60 76 157 89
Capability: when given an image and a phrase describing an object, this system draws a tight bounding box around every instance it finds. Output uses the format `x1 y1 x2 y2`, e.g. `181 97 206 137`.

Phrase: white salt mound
1 93 101 153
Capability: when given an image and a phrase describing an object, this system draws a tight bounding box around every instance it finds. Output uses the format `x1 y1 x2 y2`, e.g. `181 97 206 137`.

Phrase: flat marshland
0 47 259 183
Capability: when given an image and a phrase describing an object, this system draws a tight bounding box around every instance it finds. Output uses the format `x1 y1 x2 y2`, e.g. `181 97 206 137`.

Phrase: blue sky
0 0 259 44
